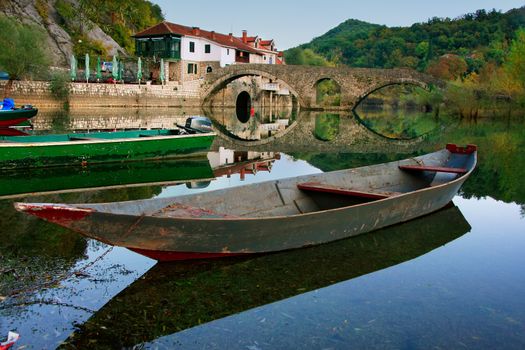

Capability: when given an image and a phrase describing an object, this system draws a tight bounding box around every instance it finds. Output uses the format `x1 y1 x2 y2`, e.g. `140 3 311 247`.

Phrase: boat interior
83 145 477 219
0 129 182 143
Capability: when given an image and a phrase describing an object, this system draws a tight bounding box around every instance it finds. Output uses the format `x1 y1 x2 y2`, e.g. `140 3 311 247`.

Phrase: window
187 63 198 74
205 44 211 54
227 49 230 55
189 41 195 53
206 66 213 73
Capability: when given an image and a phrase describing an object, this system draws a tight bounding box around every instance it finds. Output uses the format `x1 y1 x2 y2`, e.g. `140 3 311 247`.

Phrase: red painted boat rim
128 247 251 262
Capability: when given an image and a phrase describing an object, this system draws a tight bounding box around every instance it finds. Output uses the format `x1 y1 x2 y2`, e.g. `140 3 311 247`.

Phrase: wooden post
270 91 273 122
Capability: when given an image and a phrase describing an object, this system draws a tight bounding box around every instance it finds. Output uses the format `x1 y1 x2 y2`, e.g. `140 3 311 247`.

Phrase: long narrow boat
0 129 215 169
14 144 477 261
0 107 38 127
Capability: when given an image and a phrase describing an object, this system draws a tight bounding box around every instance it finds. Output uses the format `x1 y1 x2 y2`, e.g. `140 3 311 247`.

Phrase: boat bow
14 202 94 225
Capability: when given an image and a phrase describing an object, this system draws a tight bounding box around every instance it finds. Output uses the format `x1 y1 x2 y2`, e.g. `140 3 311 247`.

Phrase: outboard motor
184 117 213 133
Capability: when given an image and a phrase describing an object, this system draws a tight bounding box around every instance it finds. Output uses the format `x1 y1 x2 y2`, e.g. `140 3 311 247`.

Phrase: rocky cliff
0 0 126 67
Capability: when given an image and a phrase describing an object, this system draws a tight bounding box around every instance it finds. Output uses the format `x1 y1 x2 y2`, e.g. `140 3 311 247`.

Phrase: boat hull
0 130 215 169
0 108 38 127
15 145 477 261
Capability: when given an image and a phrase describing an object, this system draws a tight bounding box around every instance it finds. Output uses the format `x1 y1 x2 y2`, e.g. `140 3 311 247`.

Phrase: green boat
0 158 214 199
0 129 215 169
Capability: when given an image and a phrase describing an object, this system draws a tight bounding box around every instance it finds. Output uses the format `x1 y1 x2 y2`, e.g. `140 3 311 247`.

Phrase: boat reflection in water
64 204 470 349
0 158 214 199
0 147 280 199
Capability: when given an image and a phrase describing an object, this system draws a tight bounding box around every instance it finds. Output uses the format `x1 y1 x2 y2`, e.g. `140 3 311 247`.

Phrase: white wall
181 36 234 67
220 47 235 67
249 53 265 64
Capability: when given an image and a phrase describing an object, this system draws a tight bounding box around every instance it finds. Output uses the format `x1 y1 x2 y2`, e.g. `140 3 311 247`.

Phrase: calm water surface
0 109 524 349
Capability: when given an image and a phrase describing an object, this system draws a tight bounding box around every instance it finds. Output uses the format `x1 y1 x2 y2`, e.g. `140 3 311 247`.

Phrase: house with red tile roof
239 31 283 65
133 21 284 83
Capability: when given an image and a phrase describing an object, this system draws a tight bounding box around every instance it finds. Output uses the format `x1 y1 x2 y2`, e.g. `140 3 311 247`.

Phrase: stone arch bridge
203 64 440 110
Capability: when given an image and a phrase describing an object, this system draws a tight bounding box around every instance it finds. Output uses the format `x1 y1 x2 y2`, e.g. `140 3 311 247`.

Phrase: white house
134 22 284 83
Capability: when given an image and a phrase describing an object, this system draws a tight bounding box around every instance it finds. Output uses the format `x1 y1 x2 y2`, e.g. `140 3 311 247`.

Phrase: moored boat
14 144 477 261
0 107 38 127
0 128 215 169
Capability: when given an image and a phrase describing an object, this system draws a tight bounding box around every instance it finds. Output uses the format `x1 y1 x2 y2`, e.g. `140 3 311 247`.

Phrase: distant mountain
285 7 525 71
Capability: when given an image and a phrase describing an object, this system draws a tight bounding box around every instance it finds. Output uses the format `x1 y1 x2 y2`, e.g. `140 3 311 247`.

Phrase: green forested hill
285 7 525 71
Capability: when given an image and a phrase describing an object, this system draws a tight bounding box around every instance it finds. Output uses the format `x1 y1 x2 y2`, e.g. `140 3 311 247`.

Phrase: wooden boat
14 144 477 261
0 107 38 127
0 128 215 169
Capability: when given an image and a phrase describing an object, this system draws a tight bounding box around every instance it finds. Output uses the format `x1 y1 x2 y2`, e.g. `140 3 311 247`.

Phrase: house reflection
208 147 280 180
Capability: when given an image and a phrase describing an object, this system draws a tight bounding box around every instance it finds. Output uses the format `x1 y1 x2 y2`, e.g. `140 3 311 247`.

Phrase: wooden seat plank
297 182 401 200
399 165 467 174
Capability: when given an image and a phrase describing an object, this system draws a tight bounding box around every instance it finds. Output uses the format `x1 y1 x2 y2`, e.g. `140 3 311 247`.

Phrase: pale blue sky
151 0 524 50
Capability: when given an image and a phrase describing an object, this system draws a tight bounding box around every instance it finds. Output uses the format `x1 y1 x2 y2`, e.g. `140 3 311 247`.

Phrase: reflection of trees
429 120 525 204
291 152 416 172
314 114 340 141
354 108 442 139
297 118 525 205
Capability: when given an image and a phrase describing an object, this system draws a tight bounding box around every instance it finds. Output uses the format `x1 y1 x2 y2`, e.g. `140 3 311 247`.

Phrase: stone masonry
204 64 441 110
1 65 438 111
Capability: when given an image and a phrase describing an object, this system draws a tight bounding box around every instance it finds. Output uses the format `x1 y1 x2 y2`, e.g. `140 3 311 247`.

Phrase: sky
151 0 524 50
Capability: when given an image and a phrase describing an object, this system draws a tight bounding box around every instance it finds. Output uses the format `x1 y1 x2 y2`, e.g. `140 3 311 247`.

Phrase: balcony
235 56 250 64
262 83 279 91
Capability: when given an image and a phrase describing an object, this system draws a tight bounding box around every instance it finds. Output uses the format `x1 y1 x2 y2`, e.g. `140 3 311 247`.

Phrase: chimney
211 31 216 40
242 30 247 43
192 27 200 35
229 33 233 42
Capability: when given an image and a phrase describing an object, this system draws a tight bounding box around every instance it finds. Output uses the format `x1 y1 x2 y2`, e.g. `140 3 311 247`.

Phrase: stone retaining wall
0 80 203 109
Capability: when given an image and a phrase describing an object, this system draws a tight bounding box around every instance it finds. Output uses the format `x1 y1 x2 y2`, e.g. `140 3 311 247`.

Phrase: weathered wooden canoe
0 107 38 127
14 144 477 261
0 129 215 169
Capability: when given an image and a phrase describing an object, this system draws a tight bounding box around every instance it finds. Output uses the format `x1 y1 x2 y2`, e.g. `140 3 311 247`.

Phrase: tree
504 29 525 93
0 15 51 80
426 54 468 80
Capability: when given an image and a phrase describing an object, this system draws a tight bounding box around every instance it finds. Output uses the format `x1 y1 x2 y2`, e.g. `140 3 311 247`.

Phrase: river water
0 107 524 349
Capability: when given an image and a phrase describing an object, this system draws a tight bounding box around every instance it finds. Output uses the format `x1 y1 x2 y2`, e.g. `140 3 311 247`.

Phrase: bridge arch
202 69 302 108
314 77 342 107
352 77 432 110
